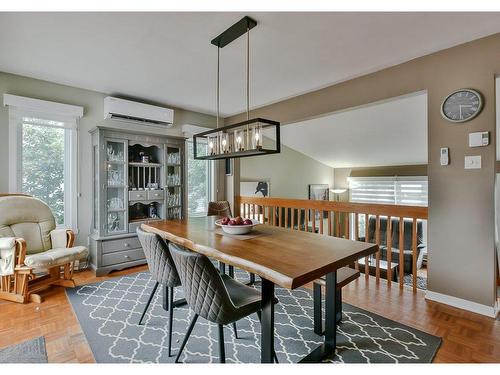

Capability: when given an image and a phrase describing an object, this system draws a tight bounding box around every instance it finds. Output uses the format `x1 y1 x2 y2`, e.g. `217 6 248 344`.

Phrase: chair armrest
0 237 26 275
50 229 75 248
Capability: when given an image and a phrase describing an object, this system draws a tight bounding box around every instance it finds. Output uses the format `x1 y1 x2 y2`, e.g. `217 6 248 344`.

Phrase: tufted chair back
0 195 56 255
137 228 181 288
168 242 235 325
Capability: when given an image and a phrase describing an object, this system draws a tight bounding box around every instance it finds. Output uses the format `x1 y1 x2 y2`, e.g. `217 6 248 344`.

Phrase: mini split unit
104 96 174 128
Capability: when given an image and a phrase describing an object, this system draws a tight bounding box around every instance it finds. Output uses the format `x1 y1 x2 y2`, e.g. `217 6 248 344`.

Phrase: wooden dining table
142 216 378 363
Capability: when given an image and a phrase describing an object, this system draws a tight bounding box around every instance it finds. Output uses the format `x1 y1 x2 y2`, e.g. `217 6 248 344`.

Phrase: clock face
441 89 482 123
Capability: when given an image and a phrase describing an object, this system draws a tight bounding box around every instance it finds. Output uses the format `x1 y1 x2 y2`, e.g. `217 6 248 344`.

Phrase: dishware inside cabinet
166 145 183 219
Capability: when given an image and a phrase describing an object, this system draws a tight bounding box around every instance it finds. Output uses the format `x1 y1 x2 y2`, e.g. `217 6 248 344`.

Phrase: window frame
5 94 83 232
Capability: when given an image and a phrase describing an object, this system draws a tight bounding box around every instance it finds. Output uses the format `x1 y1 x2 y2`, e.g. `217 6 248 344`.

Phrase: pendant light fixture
193 16 281 160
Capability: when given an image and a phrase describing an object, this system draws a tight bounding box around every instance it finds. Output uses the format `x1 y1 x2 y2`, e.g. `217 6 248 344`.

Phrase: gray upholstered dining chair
136 227 185 357
168 242 279 363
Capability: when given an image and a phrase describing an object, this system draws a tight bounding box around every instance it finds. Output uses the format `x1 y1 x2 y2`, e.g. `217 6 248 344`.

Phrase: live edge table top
142 216 378 290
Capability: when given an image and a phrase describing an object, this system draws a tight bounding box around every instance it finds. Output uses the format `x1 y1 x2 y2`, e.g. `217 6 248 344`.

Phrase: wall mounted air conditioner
104 96 174 128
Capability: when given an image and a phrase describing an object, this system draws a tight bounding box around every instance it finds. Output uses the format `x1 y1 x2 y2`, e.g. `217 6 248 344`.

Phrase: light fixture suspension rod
246 27 250 121
216 46 220 128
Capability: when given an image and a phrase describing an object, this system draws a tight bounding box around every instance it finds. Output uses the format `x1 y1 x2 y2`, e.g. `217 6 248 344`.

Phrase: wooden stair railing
236 196 428 292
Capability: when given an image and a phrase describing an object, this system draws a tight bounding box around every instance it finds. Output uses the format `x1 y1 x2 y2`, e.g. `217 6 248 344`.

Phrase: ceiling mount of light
193 16 281 160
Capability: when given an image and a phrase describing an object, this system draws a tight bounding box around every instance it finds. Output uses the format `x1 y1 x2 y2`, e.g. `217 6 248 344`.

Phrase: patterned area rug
0 337 48 363
66 271 441 363
403 275 427 290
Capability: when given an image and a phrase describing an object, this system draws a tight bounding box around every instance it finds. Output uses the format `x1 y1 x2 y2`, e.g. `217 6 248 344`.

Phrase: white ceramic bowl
215 218 260 235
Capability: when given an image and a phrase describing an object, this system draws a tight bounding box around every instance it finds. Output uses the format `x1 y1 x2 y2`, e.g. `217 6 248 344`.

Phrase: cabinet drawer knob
154 193 159 197
124 255 131 259
124 242 129 247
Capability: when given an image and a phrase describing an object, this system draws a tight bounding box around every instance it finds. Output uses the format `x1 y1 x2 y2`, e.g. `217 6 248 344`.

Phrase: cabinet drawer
129 190 147 201
102 248 145 267
102 237 141 254
147 190 164 200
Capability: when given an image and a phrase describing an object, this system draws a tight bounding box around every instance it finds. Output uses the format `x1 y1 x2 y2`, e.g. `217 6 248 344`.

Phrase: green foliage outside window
21 123 65 224
187 141 208 216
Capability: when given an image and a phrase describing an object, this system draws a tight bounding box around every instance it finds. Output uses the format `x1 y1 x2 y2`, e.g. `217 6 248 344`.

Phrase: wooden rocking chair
0 194 88 303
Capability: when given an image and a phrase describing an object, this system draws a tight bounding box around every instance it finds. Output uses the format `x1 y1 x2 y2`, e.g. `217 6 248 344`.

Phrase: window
348 176 428 240
5 94 83 230
348 176 428 206
187 139 213 217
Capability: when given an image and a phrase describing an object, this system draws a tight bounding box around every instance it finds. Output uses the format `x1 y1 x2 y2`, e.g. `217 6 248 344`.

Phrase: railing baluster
285 207 289 229
364 213 369 280
336 212 341 237
319 211 324 235
412 218 418 292
291 208 295 230
278 207 283 227
354 213 359 270
375 215 381 283
387 216 392 287
327 211 332 236
399 217 404 289
312 210 316 233
344 212 350 239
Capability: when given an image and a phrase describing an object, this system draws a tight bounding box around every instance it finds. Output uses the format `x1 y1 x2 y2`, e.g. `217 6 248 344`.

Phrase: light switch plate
464 155 481 169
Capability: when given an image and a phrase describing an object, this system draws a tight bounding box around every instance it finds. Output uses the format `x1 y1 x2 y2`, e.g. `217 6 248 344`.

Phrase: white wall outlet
464 155 481 169
440 147 449 166
469 132 489 147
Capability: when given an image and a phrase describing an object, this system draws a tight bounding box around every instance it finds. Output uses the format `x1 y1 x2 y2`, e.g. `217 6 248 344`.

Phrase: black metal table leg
163 285 169 311
300 270 337 363
260 278 275 363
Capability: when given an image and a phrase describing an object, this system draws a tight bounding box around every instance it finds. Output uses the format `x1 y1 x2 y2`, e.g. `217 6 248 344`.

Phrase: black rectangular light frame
193 118 280 160
211 16 257 48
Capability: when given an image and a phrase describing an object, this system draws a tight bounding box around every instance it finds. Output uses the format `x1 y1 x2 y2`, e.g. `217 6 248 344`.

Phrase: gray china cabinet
89 126 186 276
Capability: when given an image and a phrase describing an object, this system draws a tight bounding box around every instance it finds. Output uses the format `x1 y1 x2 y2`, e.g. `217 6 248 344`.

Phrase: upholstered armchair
0 194 88 303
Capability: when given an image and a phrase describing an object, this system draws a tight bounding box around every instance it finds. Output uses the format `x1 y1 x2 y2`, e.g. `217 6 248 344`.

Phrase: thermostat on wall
469 131 489 147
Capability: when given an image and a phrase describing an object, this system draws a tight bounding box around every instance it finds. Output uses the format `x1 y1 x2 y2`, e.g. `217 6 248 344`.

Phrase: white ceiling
0 12 499 116
279 92 428 168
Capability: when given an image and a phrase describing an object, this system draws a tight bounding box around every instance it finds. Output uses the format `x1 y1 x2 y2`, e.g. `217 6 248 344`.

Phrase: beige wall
0 71 217 246
227 34 500 308
240 143 334 199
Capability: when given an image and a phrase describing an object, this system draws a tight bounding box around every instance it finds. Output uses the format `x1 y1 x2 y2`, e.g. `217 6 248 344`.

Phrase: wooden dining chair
313 266 360 336
168 242 279 363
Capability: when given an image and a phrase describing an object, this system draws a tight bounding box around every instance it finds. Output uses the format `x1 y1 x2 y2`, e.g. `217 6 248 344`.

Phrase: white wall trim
3 94 84 118
425 290 499 318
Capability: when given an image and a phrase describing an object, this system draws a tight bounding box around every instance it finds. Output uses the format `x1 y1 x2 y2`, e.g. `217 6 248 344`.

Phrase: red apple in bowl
228 219 238 226
221 216 230 225
243 219 253 225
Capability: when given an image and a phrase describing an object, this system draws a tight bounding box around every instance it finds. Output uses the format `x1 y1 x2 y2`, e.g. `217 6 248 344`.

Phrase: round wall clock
441 88 483 123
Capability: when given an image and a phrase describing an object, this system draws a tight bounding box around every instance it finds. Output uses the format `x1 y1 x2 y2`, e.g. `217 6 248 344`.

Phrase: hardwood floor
0 265 498 363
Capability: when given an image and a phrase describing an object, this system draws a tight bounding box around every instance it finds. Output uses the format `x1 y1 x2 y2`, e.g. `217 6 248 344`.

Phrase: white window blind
348 176 428 206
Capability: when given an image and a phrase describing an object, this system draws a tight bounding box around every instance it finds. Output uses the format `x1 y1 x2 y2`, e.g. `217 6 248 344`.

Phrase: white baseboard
425 290 499 318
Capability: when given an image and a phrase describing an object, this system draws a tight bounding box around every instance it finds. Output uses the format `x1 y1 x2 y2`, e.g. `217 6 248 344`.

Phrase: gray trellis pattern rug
66 271 441 363
0 337 48 363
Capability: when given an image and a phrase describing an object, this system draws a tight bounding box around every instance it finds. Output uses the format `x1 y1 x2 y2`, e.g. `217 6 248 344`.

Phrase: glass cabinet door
105 139 127 235
166 145 182 220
